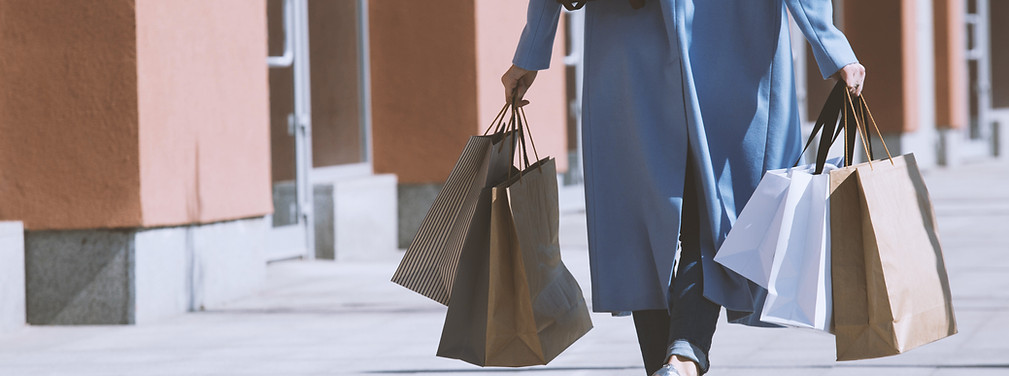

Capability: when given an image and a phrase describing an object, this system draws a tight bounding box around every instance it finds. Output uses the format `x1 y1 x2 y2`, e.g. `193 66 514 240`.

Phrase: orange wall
371 1 567 184
992 0 1009 109
136 0 272 227
475 1 568 172
933 0 968 129
0 0 142 230
267 0 297 183
0 0 272 230
370 0 479 184
843 0 917 134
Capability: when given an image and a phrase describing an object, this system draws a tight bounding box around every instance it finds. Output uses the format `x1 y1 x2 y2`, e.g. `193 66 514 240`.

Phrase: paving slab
0 160 1007 375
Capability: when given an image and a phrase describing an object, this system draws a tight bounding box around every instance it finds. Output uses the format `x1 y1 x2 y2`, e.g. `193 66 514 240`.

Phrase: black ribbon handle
557 0 589 11
796 81 866 174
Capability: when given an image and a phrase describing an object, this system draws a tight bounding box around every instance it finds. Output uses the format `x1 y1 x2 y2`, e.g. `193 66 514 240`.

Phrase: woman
502 0 864 375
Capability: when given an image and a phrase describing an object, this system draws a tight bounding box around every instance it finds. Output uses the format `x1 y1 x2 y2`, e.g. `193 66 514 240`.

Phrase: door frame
267 0 314 262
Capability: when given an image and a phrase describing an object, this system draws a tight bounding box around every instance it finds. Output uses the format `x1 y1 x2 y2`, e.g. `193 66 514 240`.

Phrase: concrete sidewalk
0 159 1007 376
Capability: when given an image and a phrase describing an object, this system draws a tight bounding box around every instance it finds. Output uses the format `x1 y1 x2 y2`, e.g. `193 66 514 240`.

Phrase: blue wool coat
513 0 857 324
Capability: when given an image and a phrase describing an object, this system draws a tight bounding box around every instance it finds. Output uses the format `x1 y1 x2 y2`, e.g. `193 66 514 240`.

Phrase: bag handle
840 90 895 170
557 0 588 11
483 103 511 136
497 99 544 181
795 81 846 174
797 82 894 174
853 94 894 166
518 106 541 165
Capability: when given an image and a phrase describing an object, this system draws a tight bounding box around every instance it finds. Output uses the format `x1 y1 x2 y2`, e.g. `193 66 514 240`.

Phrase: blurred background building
0 0 1005 329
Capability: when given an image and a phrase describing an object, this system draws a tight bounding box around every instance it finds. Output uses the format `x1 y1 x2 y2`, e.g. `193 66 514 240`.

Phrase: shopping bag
826 92 957 360
392 108 516 305
829 153 957 360
714 160 839 331
712 169 790 287
715 83 851 331
437 107 592 367
759 163 836 331
439 158 592 366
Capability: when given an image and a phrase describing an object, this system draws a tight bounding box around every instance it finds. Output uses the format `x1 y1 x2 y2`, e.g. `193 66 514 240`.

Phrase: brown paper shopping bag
437 107 591 367
829 96 957 361
392 107 516 305
438 158 592 366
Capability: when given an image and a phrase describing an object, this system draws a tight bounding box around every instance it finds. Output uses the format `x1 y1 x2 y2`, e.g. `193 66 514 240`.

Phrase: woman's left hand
835 63 866 97
502 64 538 107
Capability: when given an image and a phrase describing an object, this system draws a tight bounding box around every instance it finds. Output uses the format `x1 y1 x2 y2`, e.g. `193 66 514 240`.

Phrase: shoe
651 364 681 376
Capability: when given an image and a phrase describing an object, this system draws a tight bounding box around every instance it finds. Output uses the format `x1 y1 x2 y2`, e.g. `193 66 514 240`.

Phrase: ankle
665 355 700 376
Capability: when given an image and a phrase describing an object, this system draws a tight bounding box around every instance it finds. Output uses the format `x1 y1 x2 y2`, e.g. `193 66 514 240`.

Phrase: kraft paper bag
829 154 957 361
438 158 592 366
392 131 515 305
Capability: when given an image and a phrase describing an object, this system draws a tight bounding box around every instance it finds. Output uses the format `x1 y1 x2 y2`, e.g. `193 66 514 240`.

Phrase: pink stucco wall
0 0 273 230
933 0 968 130
475 2 568 172
136 0 273 227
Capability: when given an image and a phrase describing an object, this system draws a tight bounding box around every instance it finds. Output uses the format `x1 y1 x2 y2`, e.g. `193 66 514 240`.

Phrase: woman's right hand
501 64 538 107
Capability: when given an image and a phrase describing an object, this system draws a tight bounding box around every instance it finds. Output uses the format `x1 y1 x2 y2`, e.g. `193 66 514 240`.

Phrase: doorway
266 0 372 261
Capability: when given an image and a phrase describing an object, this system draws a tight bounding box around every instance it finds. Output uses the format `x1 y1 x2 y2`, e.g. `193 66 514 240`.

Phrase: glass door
965 0 994 157
306 0 371 181
267 0 314 261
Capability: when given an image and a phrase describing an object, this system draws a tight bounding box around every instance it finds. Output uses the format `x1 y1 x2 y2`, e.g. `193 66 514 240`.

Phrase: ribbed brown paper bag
392 131 514 305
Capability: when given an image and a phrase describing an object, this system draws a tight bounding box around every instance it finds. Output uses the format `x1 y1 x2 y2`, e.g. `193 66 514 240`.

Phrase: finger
515 84 530 105
503 82 515 105
848 82 862 97
502 73 518 104
517 99 530 107
842 72 858 96
857 69 866 96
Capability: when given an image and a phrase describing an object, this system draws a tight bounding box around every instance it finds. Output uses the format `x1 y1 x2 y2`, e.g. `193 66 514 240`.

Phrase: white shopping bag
715 159 840 331
712 171 790 287
758 166 833 331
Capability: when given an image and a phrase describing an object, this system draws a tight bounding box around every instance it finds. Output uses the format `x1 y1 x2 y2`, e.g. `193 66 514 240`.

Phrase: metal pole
563 9 585 185
359 0 373 166
267 0 294 68
292 0 314 259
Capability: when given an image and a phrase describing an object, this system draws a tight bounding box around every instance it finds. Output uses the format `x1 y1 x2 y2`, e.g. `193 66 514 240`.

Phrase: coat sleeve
512 0 563 71
784 0 859 80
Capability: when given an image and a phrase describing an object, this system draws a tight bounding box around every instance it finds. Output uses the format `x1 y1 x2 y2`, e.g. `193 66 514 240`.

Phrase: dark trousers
632 165 721 375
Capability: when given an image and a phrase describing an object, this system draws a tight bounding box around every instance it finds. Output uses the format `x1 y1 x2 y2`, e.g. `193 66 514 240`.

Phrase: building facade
0 0 1004 329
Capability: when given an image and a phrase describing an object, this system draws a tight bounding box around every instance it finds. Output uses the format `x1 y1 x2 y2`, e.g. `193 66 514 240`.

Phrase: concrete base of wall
937 127 960 167
397 183 441 249
0 222 25 332
313 185 336 260
271 181 298 228
992 110 1009 160
935 116 1009 167
24 217 266 325
877 128 939 170
315 174 398 260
